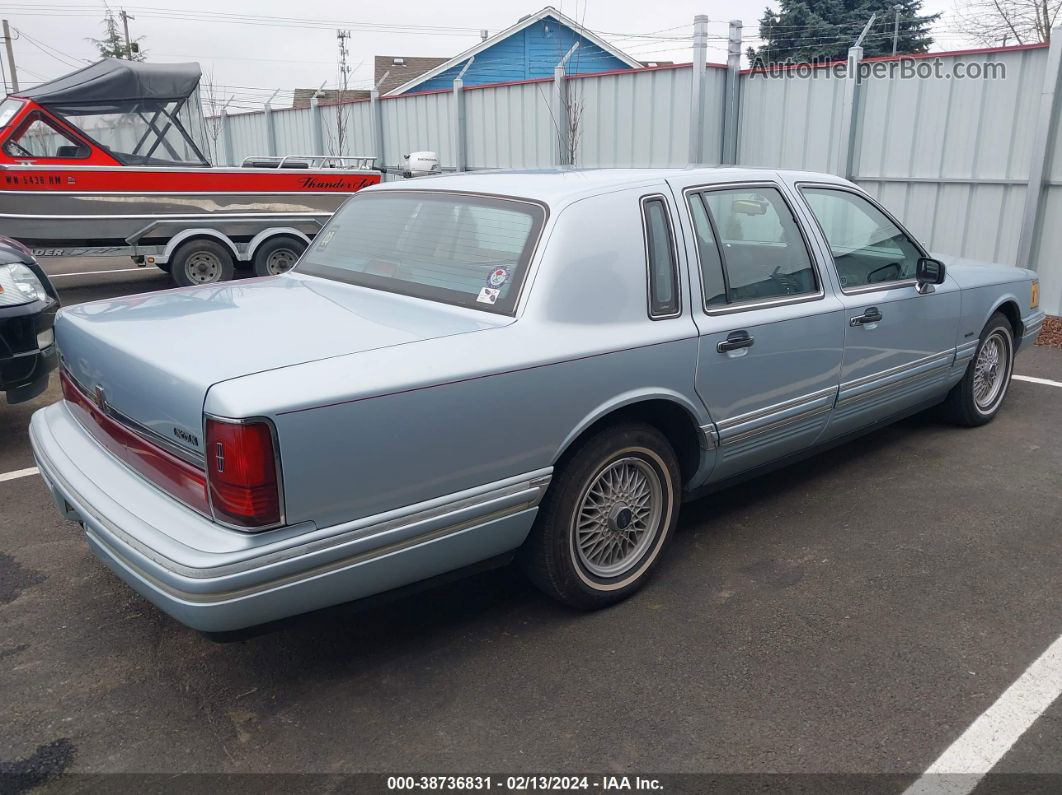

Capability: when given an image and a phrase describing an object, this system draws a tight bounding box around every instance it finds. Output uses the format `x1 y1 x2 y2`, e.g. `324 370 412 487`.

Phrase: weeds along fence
211 32 1062 315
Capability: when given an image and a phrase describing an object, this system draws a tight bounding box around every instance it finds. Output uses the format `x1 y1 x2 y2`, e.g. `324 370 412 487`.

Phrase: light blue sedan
30 169 1045 632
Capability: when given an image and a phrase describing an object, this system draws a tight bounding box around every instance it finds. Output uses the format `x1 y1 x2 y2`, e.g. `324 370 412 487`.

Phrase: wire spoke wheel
972 329 1010 411
573 456 663 579
185 251 223 284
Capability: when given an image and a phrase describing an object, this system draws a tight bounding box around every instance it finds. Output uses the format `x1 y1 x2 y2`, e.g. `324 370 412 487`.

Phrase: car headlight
0 263 49 307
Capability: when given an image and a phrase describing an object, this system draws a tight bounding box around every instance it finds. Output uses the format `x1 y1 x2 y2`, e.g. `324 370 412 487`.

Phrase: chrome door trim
698 424 719 450
716 385 838 431
715 385 839 446
837 348 955 404
722 405 834 446
955 339 980 364
681 181 827 316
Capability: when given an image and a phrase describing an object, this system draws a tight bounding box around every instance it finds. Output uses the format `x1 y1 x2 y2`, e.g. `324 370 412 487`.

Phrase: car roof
367 167 854 208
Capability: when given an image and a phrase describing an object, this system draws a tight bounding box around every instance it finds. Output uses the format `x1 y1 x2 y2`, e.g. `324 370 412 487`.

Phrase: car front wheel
520 422 680 609
941 312 1015 426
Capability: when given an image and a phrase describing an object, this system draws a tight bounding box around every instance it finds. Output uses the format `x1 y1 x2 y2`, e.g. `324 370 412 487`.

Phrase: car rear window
298 191 546 315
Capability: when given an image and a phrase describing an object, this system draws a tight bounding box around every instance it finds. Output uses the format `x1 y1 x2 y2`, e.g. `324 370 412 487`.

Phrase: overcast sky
4 0 974 112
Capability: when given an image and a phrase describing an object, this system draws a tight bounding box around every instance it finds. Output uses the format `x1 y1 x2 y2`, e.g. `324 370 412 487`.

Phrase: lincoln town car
29 168 1045 632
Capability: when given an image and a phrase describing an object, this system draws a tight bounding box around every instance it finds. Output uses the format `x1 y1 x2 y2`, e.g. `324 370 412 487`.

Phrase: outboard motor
401 151 441 178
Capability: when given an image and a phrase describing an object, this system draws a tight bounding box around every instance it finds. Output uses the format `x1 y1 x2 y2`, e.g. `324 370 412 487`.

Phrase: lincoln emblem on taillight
215 441 225 473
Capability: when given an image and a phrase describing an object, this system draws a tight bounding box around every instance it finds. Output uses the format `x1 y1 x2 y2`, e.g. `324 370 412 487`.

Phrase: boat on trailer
0 59 383 284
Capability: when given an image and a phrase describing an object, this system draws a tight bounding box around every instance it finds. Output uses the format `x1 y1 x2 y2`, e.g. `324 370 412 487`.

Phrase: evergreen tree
89 8 146 61
747 0 938 66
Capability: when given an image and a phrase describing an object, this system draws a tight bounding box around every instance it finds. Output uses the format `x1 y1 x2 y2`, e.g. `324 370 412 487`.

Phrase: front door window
801 187 923 290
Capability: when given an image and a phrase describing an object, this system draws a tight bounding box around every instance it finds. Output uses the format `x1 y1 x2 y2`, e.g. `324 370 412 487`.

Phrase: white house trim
384 6 643 96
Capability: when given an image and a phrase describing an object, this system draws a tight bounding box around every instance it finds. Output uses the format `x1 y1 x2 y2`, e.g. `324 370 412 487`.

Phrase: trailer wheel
253 236 306 277
171 239 235 287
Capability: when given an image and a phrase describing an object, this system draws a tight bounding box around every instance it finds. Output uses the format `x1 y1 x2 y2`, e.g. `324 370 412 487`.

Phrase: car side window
692 186 818 306
3 115 89 159
801 187 923 290
688 194 728 307
641 196 680 318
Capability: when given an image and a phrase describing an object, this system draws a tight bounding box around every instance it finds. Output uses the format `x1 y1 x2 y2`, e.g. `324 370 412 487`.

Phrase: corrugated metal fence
213 37 1062 314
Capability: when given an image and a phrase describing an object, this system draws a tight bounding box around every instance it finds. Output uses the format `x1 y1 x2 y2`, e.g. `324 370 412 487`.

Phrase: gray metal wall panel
575 66 700 167
227 111 268 164
737 69 846 172
273 107 314 155
465 81 554 169
858 49 1044 181
343 102 375 160
381 92 454 170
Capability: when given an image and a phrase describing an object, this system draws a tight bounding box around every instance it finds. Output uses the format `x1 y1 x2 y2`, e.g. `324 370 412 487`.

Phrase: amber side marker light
1031 279 1040 310
205 417 282 530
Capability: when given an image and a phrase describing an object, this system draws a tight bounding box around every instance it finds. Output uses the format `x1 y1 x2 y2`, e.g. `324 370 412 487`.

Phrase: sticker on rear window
476 287 500 305
486 266 510 289
317 227 338 249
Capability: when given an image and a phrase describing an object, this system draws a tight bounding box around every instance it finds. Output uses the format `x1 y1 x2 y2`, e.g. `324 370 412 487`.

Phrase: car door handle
850 307 883 327
717 330 755 352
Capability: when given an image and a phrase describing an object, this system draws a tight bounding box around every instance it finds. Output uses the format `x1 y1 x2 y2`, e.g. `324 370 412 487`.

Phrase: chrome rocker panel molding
30 404 549 632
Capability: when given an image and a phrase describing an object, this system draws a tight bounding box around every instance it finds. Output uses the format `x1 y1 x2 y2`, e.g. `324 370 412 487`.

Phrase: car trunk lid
57 273 505 460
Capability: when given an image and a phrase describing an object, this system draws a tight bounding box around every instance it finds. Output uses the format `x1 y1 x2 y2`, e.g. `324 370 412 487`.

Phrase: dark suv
0 237 58 404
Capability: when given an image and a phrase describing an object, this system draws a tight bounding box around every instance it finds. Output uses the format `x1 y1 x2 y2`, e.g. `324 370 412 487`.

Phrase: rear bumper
30 402 546 632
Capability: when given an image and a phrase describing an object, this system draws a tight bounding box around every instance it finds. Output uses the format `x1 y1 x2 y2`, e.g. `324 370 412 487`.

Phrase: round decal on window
487 266 510 289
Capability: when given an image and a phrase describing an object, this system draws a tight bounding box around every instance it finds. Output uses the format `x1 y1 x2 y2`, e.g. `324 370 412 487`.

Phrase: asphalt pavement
1 258 1060 791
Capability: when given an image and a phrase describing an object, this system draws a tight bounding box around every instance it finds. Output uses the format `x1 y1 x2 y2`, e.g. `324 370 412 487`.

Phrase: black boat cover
15 59 201 105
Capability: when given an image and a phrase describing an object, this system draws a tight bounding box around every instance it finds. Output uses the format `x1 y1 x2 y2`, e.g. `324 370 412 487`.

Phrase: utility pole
892 4 903 57
336 29 351 155
2 19 18 93
119 9 134 60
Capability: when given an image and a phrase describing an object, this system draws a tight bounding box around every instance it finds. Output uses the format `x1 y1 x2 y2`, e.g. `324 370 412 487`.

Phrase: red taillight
206 417 282 529
61 369 210 514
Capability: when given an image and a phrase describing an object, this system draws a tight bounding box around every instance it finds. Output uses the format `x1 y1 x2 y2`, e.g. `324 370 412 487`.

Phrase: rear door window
690 186 818 308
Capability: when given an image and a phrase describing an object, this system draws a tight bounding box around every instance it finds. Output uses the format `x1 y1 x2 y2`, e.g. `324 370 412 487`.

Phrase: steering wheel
6 141 36 158
866 262 902 283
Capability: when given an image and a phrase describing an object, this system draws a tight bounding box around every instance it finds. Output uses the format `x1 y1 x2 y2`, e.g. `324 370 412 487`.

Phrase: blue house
383 7 642 96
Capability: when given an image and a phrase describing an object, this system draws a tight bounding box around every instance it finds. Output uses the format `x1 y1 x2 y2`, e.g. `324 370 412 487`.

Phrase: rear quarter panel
206 186 707 530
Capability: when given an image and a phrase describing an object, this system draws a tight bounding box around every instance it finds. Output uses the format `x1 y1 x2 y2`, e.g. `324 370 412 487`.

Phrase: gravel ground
1036 315 1062 349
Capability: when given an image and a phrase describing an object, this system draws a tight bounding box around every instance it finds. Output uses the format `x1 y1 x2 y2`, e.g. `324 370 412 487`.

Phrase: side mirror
916 257 946 293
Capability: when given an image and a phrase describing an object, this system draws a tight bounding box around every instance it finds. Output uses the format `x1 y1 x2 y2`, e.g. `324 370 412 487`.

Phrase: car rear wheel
941 312 1015 426
253 236 306 277
170 240 235 287
520 422 680 609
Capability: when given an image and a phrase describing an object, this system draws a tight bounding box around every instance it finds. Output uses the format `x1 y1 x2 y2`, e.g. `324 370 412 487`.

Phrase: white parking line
904 633 1062 795
1014 374 1062 388
0 466 39 483
48 268 151 278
